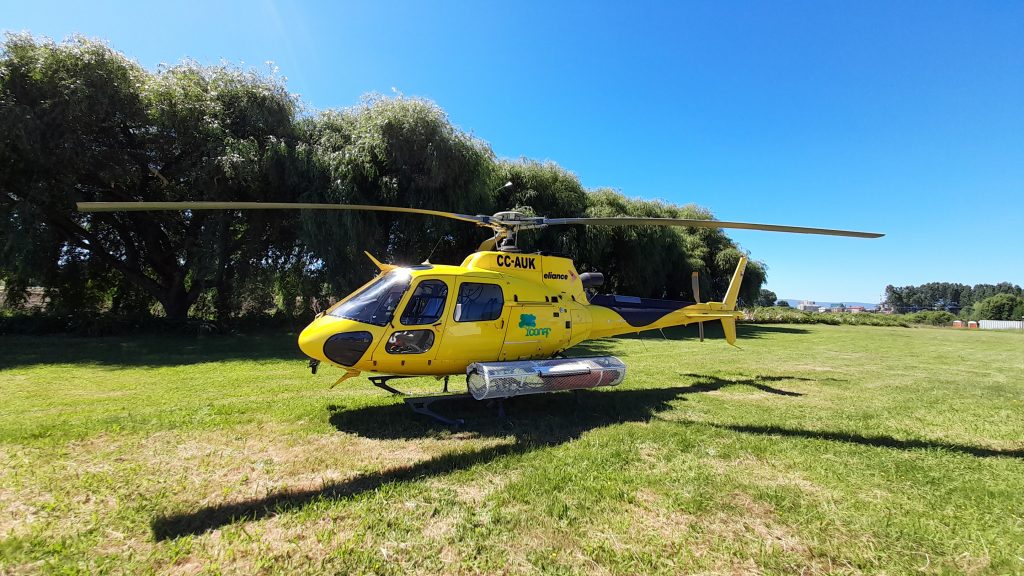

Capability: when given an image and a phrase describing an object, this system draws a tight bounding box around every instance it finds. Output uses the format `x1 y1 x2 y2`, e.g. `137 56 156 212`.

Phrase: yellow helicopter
78 199 882 422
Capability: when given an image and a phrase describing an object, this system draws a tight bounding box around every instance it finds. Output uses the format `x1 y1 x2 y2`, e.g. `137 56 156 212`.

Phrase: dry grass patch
704 455 830 499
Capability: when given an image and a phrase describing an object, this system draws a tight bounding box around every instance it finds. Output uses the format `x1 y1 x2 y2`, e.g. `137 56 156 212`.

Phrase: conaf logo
518 313 550 337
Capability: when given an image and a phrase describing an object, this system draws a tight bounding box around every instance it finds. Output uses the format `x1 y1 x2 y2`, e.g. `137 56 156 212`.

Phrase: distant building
796 300 819 312
817 306 830 313
848 306 866 314
979 320 1024 330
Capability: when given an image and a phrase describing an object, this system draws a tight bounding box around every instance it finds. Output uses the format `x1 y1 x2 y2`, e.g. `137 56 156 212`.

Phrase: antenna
423 234 447 264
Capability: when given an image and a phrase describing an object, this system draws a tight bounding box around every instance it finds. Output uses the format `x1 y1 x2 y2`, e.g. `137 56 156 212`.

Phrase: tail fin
721 316 737 346
722 256 748 310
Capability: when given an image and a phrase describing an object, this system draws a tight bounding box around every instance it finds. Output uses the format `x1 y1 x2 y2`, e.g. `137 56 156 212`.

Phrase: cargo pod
467 357 627 400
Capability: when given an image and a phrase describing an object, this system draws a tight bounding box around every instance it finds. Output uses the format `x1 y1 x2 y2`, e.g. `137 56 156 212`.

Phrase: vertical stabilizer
723 256 748 310
721 317 737 346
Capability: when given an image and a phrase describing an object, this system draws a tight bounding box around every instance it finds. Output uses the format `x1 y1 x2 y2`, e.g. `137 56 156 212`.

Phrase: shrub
903 311 956 326
743 307 910 327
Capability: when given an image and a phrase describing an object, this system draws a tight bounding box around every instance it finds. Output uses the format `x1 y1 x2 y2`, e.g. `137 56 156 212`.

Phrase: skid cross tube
368 374 453 395
368 375 415 395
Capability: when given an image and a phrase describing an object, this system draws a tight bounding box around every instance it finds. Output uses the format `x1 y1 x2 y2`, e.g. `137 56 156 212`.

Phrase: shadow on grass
152 386 690 540
736 324 813 337
150 371 1018 540
150 374 807 539
675 373 810 397
0 332 305 368
711 423 1024 460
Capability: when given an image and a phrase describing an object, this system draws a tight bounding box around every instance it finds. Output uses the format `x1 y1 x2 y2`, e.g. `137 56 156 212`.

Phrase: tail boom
584 256 747 344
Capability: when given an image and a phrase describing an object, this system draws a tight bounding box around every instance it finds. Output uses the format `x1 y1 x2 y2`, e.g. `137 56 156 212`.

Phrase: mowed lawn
1 324 1022 575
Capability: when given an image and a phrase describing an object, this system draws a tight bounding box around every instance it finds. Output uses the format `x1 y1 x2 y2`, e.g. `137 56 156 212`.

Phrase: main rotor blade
543 217 884 238
75 201 485 225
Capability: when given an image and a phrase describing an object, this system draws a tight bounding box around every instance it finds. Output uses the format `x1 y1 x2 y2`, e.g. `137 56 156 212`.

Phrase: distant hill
780 299 879 310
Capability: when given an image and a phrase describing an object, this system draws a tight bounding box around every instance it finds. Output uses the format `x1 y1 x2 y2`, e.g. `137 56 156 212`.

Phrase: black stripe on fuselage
588 294 695 328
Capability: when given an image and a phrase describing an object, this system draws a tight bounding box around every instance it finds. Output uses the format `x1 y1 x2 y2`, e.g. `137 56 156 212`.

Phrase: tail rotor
691 271 704 342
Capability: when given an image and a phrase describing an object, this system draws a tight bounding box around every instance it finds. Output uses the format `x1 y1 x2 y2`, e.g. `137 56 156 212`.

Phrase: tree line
884 282 1024 320
0 35 766 325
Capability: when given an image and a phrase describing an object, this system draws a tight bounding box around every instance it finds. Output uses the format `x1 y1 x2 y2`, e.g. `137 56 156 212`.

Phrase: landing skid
366 374 465 425
404 394 470 426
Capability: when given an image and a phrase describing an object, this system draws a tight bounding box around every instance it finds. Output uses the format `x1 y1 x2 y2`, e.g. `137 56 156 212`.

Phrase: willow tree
301 96 495 295
1 35 768 322
0 35 311 321
491 159 589 255
567 189 766 302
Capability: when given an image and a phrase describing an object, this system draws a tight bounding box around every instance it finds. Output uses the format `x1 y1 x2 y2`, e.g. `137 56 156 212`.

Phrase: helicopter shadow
150 373 1023 541
328 372 820 441
674 373 813 397
152 384 705 540
328 386 690 442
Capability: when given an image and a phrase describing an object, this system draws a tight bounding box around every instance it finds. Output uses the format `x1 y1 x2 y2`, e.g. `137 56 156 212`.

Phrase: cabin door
371 276 451 374
431 279 509 374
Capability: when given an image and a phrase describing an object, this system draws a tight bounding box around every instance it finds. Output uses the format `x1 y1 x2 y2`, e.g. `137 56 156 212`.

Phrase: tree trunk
159 287 191 323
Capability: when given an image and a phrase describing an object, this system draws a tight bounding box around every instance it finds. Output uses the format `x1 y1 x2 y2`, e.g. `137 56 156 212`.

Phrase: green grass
1 324 1022 575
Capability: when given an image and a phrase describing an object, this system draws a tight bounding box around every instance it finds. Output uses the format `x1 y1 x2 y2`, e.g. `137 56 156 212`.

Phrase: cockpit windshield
329 270 411 326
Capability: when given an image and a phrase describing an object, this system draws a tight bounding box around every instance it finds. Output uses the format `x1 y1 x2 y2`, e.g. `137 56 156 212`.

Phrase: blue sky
4 1 1022 302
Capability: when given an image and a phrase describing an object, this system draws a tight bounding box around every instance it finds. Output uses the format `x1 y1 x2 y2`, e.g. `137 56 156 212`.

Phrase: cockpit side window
328 271 411 326
399 279 448 325
454 282 504 322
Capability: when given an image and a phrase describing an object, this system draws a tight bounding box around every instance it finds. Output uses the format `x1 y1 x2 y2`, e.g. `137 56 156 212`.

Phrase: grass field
1 324 1022 575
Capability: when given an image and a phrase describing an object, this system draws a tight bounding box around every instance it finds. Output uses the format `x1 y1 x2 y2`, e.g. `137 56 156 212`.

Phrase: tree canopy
1 35 768 324
884 281 1023 313
755 289 778 307
971 294 1024 321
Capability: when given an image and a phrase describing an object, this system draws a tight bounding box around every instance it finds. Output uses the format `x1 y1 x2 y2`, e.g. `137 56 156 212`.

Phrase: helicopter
77 198 882 423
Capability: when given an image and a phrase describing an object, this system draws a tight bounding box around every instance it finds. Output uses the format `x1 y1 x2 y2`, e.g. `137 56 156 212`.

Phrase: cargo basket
466 356 627 400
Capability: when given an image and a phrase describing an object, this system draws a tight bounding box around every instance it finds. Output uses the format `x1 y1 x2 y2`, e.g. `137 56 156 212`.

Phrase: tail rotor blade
691 271 704 342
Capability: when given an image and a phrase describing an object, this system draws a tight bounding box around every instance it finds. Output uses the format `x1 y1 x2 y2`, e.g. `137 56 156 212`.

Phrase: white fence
979 320 1024 331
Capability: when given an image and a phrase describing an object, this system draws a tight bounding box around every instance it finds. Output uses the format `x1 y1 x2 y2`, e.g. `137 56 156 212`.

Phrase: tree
777 300 791 308
1 34 770 323
971 294 1024 321
756 289 778 307
884 281 1021 311
493 159 588 255
1 35 310 321
301 96 495 295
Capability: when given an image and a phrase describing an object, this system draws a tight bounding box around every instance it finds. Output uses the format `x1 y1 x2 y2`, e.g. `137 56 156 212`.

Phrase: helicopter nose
298 316 376 367
298 320 326 361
